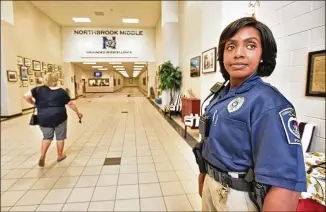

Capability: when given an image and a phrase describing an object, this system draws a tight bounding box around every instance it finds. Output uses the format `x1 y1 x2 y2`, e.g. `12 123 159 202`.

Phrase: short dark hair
217 17 277 81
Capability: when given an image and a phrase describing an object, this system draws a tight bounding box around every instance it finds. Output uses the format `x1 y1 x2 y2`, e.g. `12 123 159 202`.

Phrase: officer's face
223 26 262 83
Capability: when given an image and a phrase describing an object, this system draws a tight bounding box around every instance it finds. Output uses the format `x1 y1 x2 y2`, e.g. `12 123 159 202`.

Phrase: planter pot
161 90 171 107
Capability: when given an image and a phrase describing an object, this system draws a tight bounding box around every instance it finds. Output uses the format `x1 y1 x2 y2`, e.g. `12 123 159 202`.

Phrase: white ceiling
31 1 161 28
73 62 147 78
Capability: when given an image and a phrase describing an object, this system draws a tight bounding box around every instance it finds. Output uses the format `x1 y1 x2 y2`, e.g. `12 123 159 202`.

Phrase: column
1 1 22 116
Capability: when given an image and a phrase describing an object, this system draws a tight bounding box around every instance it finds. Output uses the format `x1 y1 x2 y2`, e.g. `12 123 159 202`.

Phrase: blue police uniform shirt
201 72 307 192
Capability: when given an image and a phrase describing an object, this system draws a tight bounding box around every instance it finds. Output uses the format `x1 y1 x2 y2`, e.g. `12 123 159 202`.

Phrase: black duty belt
206 163 252 192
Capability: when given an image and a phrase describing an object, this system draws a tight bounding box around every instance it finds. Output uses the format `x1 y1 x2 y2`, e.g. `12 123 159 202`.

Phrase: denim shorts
39 120 67 140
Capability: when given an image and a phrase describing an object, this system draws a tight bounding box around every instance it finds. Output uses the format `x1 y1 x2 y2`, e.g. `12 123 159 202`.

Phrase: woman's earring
260 60 263 63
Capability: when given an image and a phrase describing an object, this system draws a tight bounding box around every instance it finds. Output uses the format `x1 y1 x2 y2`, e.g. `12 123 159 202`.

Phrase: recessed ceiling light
83 62 96 65
134 62 146 65
113 65 124 68
92 66 103 68
122 18 139 24
72 17 91 23
109 62 122 65
134 65 144 68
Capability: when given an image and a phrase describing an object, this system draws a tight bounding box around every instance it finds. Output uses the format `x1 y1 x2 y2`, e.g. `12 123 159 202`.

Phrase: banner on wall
62 28 155 62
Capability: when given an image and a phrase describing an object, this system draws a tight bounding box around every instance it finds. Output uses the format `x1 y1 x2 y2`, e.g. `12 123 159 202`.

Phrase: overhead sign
62 27 155 62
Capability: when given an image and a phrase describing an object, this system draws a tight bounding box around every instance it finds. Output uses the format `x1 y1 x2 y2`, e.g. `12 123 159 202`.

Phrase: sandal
38 157 45 167
57 155 67 162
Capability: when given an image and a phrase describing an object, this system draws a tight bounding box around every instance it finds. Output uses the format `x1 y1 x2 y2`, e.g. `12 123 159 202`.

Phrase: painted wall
1 1 63 113
123 77 139 87
138 70 148 93
178 1 325 152
61 27 156 63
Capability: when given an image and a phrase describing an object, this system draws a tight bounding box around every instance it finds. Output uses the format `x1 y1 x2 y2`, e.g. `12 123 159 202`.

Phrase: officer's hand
198 173 206 197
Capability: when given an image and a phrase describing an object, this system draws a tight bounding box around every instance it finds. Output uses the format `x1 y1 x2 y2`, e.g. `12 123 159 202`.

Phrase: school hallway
0 91 202 211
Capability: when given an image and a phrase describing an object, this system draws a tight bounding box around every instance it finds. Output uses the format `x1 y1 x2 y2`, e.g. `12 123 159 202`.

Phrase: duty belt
206 163 252 192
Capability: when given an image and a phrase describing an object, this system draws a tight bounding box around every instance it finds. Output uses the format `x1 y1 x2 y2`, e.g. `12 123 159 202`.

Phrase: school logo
227 97 244 113
102 36 116 49
279 108 301 145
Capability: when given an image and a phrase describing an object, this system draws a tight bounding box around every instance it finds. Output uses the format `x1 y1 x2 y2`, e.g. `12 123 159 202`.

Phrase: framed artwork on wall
17 56 24 65
7 71 18 82
42 62 47 71
27 67 32 75
35 77 43 85
22 81 28 87
21 66 28 81
24 58 31 67
202 47 216 74
305 50 325 97
29 76 34 85
48 64 53 72
190 56 201 77
129 78 133 84
34 71 42 78
88 78 110 86
32 60 41 71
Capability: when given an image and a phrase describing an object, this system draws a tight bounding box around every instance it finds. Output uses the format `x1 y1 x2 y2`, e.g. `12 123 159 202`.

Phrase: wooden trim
1 112 23 120
22 106 35 111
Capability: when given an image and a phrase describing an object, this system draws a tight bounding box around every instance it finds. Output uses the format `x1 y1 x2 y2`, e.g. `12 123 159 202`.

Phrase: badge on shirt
279 108 301 145
227 97 244 113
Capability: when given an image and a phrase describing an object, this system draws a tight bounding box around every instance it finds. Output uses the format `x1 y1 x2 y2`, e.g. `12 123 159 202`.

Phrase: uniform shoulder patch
279 108 301 145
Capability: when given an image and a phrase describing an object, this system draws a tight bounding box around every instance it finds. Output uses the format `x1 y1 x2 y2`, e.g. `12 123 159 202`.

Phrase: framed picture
48 64 53 72
35 77 43 85
305 50 325 97
29 76 34 85
32 60 41 71
129 78 133 84
22 81 28 87
88 78 110 87
34 71 42 77
190 56 201 77
17 56 24 65
27 67 32 75
20 66 28 81
202 47 216 74
54 65 58 71
42 62 47 71
24 58 31 67
7 71 18 82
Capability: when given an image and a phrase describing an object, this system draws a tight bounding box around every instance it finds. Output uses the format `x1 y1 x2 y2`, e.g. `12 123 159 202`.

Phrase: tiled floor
1 88 201 211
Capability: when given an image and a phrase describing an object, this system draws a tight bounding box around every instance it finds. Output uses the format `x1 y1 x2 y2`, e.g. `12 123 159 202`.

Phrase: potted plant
158 61 182 106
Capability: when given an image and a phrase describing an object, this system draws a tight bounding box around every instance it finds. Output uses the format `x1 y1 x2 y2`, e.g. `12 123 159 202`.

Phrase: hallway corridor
1 93 201 211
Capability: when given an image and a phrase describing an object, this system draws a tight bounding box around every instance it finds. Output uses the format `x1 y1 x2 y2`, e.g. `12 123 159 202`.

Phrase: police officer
196 17 307 211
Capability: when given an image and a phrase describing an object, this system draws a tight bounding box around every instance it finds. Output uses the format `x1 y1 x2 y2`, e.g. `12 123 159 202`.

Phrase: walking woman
24 73 83 167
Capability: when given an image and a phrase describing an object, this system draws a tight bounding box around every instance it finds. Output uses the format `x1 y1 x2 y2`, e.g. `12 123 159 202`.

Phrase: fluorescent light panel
119 71 129 77
134 65 144 68
73 17 91 23
134 68 142 71
83 62 96 65
109 62 122 65
122 18 139 23
113 65 124 68
92 66 103 68
115 68 125 71
134 62 146 65
98 68 108 70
